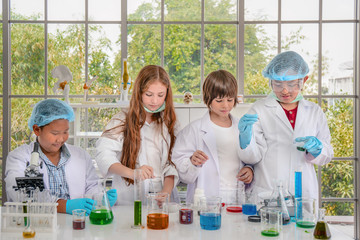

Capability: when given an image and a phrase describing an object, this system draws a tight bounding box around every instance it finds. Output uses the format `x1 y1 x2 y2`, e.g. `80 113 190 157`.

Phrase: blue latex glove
66 198 94 216
238 114 258 149
106 189 117 207
295 136 323 158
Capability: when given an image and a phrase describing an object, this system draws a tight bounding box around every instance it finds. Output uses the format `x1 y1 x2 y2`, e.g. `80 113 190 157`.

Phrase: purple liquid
73 220 85 230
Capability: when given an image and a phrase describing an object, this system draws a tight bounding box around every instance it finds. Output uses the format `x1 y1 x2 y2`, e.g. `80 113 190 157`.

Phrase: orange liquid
147 213 169 230
23 231 36 238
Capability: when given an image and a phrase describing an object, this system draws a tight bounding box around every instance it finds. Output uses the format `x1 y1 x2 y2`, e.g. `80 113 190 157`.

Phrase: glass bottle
269 180 291 225
122 59 129 90
314 208 331 239
89 179 114 225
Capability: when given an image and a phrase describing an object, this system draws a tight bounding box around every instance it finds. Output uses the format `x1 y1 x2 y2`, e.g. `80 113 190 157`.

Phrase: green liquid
261 230 279 237
89 209 113 225
134 200 142 226
313 221 331 239
297 146 306 151
22 202 27 226
296 220 316 228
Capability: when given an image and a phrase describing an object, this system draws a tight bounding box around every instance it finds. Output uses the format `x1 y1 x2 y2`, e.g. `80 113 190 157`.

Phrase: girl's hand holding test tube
190 150 209 166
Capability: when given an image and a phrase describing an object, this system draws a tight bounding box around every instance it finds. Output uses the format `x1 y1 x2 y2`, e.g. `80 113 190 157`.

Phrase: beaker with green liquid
89 179 114 225
132 169 143 229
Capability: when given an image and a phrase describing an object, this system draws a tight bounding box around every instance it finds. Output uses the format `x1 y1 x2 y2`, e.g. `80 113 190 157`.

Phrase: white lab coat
240 96 333 200
5 142 99 202
172 111 247 203
95 111 179 205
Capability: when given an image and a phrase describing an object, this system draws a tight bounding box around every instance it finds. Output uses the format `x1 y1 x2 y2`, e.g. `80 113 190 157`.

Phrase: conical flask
269 180 291 225
89 179 114 225
314 208 331 239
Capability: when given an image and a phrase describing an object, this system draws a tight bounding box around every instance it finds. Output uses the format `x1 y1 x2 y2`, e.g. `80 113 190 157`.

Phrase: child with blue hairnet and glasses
238 51 333 201
5 99 117 215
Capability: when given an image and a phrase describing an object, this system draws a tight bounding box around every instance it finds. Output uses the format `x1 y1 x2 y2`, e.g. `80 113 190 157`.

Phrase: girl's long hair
103 65 177 185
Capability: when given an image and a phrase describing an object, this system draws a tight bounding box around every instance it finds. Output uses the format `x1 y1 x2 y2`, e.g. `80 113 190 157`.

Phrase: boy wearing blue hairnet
238 51 333 201
5 99 117 215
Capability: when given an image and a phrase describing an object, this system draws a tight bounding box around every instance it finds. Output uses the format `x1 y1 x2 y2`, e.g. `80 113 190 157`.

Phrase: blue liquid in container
242 204 257 215
295 171 302 199
200 213 221 230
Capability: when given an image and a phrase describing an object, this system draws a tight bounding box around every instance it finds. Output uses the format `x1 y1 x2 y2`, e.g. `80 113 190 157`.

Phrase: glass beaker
222 183 244 213
295 197 316 229
179 204 193 224
313 208 331 239
269 180 291 225
89 179 114 225
242 191 257 215
146 192 169 230
199 196 222 230
260 207 281 237
73 209 86 230
132 169 144 229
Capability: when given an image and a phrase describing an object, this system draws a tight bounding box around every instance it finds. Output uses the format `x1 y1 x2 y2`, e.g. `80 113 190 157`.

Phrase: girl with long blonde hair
96 65 178 204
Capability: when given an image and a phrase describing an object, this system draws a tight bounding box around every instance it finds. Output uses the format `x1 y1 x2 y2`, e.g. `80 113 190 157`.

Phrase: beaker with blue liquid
242 191 257 215
199 196 222 230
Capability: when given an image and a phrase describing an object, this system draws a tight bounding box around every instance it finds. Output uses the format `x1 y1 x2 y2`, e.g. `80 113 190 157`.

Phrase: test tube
132 169 143 229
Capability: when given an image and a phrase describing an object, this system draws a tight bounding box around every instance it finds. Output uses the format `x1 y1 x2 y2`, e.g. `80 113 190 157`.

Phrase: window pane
322 202 354 239
165 0 201 21
204 24 236 79
48 24 85 96
48 0 85 21
89 0 121 21
0 23 2 92
89 24 121 95
128 0 161 21
323 98 354 158
10 0 44 20
281 24 318 95
0 98 2 156
322 23 354 95
11 23 45 95
164 25 201 96
244 24 276 96
128 24 161 82
11 98 42 151
205 0 237 21
322 160 354 198
245 0 277 21
282 0 319 20
323 0 355 20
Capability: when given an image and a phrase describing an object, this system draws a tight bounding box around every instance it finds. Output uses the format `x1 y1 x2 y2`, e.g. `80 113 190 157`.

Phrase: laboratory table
0 205 353 240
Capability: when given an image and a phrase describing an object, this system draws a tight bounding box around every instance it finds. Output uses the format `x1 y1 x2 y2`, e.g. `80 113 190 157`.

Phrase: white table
1 206 352 240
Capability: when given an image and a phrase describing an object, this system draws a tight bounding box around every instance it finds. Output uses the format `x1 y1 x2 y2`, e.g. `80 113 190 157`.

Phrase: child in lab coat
238 51 333 200
95 65 179 204
172 70 254 204
5 99 117 215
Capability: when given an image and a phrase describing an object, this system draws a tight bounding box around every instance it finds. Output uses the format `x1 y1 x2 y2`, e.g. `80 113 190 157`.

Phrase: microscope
14 142 45 195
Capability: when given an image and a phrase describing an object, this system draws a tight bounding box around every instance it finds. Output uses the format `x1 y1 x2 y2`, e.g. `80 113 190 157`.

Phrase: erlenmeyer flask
89 179 114 225
269 180 291 225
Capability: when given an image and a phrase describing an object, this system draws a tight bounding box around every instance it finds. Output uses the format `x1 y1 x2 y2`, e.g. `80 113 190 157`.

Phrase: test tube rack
1 201 58 233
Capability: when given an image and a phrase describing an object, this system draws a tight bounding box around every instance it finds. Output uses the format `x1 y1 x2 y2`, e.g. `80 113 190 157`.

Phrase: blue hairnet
28 99 75 131
262 51 309 81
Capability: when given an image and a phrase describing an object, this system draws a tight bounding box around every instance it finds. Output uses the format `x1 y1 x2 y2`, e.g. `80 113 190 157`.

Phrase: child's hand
190 150 208 166
139 165 154 180
237 167 253 184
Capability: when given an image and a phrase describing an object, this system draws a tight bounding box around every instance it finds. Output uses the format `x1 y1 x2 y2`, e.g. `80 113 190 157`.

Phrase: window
1 1 359 238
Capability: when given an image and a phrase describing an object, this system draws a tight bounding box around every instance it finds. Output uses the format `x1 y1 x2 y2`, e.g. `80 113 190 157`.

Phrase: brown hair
202 70 238 108
103 65 177 185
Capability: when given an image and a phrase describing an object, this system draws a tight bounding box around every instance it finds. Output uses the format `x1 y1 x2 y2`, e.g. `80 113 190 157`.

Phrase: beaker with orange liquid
146 192 169 230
